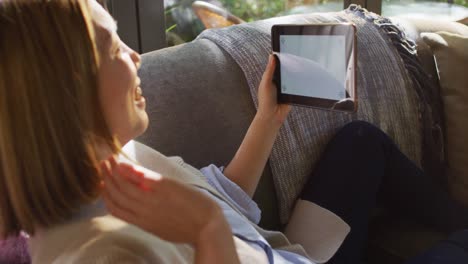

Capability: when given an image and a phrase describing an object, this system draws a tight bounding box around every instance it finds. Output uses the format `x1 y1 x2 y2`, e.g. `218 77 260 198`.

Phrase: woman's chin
120 112 149 146
135 111 149 138
139 112 149 135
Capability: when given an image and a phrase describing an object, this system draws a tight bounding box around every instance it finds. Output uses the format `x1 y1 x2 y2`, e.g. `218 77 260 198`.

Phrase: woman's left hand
100 157 230 246
257 54 292 125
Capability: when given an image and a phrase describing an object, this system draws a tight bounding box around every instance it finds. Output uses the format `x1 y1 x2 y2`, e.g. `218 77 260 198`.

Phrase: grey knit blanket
197 6 422 224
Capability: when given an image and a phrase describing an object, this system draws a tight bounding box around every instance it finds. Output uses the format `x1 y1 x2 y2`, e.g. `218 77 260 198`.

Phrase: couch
136 13 468 264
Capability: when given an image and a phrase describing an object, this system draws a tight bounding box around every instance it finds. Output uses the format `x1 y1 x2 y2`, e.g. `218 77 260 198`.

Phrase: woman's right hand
100 157 233 248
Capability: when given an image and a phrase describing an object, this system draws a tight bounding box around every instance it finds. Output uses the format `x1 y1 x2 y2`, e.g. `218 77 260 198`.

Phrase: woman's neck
72 198 108 221
96 137 130 161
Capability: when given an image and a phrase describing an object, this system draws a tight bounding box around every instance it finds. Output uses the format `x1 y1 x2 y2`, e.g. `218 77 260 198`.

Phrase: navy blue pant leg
299 121 468 264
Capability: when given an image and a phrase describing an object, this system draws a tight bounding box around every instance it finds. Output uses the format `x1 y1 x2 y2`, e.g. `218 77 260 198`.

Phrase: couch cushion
390 17 468 93
138 39 253 168
422 32 468 206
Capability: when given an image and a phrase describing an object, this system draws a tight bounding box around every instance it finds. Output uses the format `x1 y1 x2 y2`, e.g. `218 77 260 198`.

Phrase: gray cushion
138 39 253 167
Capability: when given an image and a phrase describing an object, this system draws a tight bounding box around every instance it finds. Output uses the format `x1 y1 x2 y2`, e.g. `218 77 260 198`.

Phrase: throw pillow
422 31 468 205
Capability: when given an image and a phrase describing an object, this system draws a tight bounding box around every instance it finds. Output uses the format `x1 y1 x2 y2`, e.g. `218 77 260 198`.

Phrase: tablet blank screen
279 35 346 101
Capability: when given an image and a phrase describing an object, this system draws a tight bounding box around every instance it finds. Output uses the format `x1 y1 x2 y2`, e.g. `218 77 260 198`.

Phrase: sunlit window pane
164 0 344 46
382 0 468 21
282 0 346 16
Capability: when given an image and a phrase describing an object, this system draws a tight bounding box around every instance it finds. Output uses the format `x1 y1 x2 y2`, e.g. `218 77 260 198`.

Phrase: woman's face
92 2 148 145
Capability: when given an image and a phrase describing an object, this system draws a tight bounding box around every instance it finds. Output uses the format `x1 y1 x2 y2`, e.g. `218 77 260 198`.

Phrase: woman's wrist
195 207 239 264
197 206 231 246
254 111 284 130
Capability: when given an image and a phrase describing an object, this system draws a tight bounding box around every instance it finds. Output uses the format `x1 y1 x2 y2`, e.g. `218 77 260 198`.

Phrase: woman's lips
135 86 143 101
134 86 146 109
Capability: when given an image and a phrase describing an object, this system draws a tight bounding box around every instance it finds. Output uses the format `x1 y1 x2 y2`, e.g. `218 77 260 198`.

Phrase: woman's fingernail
100 161 109 175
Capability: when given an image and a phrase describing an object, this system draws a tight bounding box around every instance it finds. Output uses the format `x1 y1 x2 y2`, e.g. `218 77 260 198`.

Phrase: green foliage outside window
221 0 467 22
218 0 343 22
217 0 286 22
452 0 466 7
382 0 467 7
165 0 467 46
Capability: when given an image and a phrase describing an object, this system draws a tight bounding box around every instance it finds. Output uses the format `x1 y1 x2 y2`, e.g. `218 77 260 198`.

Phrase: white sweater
28 141 306 263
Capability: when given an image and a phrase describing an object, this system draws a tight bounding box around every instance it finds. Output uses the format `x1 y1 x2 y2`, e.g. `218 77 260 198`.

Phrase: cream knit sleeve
63 228 192 264
71 244 164 264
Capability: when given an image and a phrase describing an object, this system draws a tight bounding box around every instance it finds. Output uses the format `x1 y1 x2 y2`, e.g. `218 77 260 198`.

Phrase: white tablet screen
279 35 346 100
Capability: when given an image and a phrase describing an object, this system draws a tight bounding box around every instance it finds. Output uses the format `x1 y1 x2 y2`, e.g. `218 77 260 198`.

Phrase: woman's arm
101 158 240 264
223 55 291 197
195 208 239 264
222 114 283 197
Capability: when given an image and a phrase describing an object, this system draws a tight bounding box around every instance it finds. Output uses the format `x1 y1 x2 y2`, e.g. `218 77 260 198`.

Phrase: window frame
107 0 166 54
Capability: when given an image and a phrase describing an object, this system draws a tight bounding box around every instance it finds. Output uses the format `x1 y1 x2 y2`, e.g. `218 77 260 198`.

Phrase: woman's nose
131 51 141 70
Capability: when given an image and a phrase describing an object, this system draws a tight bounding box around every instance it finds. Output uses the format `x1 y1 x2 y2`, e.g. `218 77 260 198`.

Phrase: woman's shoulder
121 140 209 186
29 215 194 264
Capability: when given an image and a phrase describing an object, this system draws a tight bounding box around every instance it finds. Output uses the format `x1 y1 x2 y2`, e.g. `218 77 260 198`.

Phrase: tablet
271 23 357 112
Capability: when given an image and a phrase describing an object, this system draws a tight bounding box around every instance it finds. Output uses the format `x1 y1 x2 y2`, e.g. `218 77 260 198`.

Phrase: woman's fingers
101 159 139 216
108 155 119 173
118 162 144 185
259 54 278 102
107 158 142 202
101 159 227 245
262 54 276 83
102 188 137 224
101 158 176 224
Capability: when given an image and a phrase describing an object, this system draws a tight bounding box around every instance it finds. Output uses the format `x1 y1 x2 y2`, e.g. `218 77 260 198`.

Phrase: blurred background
164 0 468 46
102 0 467 52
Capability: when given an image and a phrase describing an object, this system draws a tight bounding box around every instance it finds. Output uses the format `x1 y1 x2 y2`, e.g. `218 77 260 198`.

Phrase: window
165 0 467 47
106 0 166 53
165 0 345 46
108 0 468 51
382 0 468 21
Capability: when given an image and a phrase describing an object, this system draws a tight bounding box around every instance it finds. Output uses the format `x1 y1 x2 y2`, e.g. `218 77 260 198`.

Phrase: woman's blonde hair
0 0 118 237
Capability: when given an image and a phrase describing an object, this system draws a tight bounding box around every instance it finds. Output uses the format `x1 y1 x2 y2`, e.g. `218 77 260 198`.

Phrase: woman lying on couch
1 0 467 263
